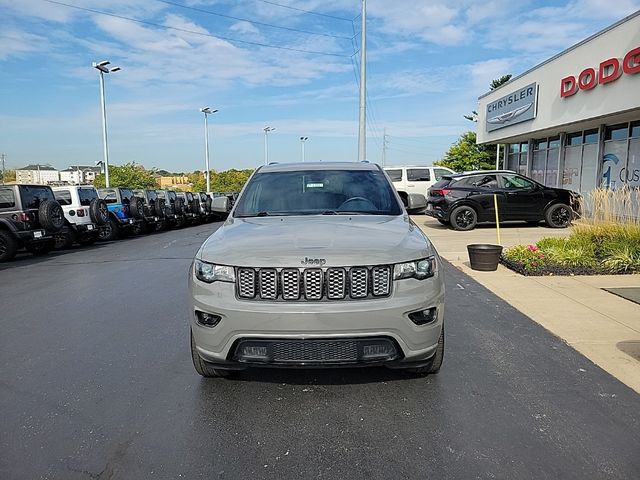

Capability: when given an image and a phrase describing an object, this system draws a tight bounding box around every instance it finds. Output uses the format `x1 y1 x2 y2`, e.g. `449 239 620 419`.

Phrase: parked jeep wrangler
52 186 109 248
132 189 163 234
155 190 184 229
197 192 214 222
176 192 200 225
97 187 144 241
0 184 65 261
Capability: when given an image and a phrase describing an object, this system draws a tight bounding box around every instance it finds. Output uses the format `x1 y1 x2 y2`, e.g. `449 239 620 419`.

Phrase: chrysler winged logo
487 102 533 124
301 257 326 266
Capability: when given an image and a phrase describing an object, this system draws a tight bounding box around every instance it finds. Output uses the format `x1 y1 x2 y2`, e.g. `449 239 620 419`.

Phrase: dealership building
477 11 639 195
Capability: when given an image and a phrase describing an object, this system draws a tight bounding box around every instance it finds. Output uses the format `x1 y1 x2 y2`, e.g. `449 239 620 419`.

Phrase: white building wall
477 13 640 144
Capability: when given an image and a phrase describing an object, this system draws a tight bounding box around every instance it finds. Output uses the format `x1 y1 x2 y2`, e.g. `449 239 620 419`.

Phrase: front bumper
189 269 445 369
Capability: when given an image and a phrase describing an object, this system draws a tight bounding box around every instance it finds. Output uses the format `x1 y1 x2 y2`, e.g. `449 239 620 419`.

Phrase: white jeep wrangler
52 186 109 248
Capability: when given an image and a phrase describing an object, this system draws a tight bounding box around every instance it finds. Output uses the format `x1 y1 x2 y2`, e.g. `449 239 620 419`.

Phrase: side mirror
211 196 229 213
406 193 427 211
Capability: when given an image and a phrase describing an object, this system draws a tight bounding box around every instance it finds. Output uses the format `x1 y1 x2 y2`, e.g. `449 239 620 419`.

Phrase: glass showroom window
532 137 560 187
507 142 528 174
603 123 630 189
563 129 599 195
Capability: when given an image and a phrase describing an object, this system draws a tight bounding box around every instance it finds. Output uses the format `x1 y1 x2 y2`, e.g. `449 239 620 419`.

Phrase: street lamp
200 107 218 192
92 60 121 188
263 126 275 165
300 136 309 162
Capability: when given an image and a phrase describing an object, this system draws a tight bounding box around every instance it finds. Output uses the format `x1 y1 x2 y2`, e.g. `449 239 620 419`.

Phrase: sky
1 0 639 173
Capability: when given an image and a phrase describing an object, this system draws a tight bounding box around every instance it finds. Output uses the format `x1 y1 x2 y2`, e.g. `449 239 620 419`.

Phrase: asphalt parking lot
1 223 639 480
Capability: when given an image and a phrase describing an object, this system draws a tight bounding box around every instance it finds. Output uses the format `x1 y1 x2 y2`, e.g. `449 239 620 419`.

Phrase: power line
155 0 354 40
255 0 354 22
42 0 352 58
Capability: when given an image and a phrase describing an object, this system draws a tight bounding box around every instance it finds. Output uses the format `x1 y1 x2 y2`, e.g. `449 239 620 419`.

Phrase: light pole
300 136 308 162
263 126 275 165
92 60 121 188
200 107 218 192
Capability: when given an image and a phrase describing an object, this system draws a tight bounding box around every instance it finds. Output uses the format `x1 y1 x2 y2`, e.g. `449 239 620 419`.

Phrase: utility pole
382 129 388 166
357 0 366 162
37 164 41 184
1 154 5 185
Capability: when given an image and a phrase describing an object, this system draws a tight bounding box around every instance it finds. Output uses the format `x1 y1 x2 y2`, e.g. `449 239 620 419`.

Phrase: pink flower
527 245 539 252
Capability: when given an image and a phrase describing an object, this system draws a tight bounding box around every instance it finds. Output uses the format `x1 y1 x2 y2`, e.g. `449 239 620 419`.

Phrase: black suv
97 187 144 240
156 190 187 229
426 171 581 231
133 189 164 234
176 192 200 225
0 185 66 261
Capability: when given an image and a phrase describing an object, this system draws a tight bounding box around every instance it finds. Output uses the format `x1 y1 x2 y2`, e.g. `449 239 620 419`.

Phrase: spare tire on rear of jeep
39 199 65 232
89 198 109 225
155 199 165 218
129 197 144 220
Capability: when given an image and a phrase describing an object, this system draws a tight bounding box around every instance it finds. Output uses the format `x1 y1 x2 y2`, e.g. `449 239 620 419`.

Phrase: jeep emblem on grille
301 257 326 266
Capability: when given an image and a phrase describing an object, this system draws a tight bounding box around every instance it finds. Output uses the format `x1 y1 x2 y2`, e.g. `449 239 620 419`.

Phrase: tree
464 74 513 122
0 169 16 184
93 162 158 189
490 74 512 91
434 132 495 172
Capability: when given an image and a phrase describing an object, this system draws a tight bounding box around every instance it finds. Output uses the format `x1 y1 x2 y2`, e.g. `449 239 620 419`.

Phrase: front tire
545 203 573 228
190 331 232 378
450 205 477 231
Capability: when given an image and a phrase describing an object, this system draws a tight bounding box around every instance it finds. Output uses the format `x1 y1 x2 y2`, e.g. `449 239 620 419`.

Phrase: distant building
59 166 102 184
15 164 60 185
156 175 191 190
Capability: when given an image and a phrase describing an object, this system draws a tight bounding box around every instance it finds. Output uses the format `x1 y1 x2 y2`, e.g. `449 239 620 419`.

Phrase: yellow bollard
493 193 501 245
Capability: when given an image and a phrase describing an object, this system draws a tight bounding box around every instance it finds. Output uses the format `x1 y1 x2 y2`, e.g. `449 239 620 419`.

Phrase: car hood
197 215 435 267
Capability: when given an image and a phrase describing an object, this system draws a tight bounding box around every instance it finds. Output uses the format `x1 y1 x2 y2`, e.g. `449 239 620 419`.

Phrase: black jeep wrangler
175 192 200 225
0 184 66 262
132 189 164 234
156 190 188 229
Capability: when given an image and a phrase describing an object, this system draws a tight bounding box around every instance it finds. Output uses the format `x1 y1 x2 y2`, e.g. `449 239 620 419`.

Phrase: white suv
52 186 109 248
189 162 445 378
384 166 455 206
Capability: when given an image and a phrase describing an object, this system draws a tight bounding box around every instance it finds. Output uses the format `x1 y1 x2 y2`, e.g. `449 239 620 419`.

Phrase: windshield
234 169 402 217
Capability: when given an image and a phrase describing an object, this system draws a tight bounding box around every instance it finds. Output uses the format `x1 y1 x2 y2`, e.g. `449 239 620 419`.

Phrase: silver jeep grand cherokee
189 162 445 377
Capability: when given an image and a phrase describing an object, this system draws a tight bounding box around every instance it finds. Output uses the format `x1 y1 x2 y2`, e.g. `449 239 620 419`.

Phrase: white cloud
229 21 261 35
0 30 49 60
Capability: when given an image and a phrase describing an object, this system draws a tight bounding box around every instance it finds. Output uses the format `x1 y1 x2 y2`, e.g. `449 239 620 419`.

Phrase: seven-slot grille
236 266 392 301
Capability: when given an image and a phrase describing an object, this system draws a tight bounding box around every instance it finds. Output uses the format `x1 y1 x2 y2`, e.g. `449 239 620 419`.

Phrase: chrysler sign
485 82 537 132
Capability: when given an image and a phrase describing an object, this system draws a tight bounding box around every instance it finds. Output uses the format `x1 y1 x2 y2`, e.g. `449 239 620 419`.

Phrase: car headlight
194 259 235 283
393 257 436 280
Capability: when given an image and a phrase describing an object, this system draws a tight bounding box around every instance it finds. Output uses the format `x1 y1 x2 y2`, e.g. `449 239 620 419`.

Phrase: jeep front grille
236 265 392 301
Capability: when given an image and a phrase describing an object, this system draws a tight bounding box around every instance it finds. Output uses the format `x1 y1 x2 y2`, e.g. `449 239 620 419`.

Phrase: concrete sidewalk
413 215 640 394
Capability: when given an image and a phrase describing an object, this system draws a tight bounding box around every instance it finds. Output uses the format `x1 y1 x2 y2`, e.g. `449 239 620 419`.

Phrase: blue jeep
97 187 144 241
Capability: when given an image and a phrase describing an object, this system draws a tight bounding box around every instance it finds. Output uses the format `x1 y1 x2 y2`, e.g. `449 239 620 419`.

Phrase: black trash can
467 244 503 271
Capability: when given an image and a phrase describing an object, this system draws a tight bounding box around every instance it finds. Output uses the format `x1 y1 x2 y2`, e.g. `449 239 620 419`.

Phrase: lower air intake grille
272 340 358 363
